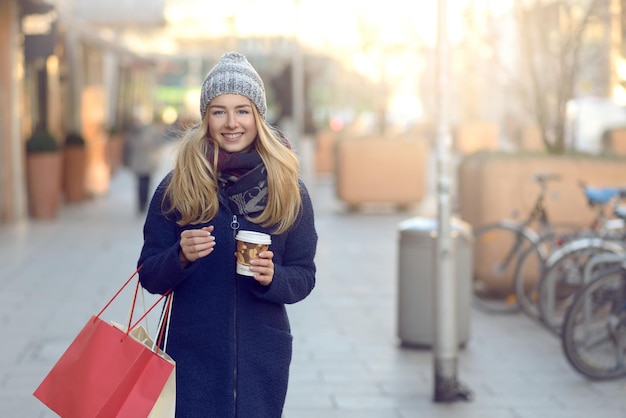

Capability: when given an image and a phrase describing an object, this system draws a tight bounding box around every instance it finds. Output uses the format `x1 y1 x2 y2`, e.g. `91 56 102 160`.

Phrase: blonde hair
163 106 302 234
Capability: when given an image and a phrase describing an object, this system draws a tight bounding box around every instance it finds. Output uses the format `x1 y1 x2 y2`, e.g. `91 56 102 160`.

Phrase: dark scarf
209 146 268 217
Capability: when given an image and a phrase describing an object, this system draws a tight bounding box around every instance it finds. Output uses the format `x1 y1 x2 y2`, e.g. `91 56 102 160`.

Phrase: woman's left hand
249 250 274 286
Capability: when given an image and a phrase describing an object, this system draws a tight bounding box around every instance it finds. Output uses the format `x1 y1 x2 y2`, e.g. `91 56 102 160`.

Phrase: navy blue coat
138 173 317 418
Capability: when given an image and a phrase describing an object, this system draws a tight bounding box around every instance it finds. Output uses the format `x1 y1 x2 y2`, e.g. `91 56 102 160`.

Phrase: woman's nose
226 112 237 128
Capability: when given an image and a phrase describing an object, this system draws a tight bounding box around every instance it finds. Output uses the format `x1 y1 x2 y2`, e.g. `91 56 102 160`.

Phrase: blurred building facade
0 0 163 223
2 0 626 225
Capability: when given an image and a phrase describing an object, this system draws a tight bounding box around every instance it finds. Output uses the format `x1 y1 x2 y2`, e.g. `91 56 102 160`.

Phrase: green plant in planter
26 127 59 153
64 132 86 148
107 125 123 137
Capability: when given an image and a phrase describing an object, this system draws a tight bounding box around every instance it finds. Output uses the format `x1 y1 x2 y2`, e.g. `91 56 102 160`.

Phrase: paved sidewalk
1 148 625 417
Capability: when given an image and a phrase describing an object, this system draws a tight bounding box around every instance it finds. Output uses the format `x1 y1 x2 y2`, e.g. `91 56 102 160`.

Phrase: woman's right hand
179 225 216 267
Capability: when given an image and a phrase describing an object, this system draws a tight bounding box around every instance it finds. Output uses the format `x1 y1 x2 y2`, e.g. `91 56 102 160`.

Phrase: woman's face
207 94 258 153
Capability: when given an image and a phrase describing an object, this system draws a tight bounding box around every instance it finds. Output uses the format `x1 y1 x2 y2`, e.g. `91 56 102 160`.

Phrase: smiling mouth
223 133 242 140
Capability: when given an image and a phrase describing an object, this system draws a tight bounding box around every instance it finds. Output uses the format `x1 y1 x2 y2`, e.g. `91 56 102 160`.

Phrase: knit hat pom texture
200 52 267 120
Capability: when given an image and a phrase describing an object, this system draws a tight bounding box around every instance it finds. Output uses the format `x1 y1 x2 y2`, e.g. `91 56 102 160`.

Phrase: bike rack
579 252 626 337
543 239 626 329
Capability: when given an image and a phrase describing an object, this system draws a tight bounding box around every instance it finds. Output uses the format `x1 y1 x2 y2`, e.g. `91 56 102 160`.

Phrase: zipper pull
230 215 240 232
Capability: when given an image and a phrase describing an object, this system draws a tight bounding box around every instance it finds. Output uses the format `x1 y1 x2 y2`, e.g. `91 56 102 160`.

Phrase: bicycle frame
516 175 552 236
487 219 542 271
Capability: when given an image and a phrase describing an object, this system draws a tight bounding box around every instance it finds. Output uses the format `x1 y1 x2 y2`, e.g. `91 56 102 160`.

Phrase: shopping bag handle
95 265 172 337
154 292 173 352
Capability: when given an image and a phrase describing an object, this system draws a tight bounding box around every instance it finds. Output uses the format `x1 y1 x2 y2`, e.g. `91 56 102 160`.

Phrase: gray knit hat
200 52 267 120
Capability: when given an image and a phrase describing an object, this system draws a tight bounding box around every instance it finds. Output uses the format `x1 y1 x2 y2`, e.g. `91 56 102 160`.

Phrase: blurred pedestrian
125 114 163 214
137 52 318 417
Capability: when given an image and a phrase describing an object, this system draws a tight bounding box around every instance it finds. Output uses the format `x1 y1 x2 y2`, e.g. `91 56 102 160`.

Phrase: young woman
137 52 318 417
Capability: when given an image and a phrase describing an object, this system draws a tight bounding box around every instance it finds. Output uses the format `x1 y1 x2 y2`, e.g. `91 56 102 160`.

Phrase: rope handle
127 290 171 335
94 265 172 338
153 292 173 352
96 265 142 319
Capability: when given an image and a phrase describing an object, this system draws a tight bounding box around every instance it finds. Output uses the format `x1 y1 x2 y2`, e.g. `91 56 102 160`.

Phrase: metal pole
434 0 473 403
291 0 314 191
291 0 304 151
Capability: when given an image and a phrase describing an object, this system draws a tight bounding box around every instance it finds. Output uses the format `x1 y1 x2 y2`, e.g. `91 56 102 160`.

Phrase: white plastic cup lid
235 230 271 245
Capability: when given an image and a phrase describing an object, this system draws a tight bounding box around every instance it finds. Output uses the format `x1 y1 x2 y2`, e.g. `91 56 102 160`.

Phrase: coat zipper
230 214 240 417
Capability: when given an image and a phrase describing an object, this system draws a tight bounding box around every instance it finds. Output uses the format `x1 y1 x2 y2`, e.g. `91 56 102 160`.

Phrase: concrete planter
604 128 626 155
454 121 499 154
27 153 62 220
458 153 626 228
107 133 125 175
335 136 427 210
314 130 336 175
62 146 88 203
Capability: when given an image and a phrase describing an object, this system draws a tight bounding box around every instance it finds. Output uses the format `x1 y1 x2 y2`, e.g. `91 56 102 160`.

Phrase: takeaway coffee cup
235 231 272 276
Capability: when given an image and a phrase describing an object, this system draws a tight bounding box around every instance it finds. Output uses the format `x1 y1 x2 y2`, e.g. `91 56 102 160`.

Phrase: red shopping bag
33 267 174 418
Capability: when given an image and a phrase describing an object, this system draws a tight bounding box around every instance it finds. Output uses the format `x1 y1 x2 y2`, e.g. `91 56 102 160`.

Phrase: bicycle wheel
472 222 537 313
561 264 626 380
513 230 582 321
538 239 625 335
513 233 553 320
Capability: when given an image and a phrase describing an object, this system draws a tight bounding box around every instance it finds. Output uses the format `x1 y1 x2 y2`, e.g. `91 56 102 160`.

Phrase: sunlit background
75 0 618 156
71 0 517 135
10 0 626 157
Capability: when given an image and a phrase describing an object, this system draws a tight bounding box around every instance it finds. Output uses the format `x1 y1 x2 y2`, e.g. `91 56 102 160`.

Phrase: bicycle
513 186 626 322
537 203 626 335
472 172 566 313
561 256 626 380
